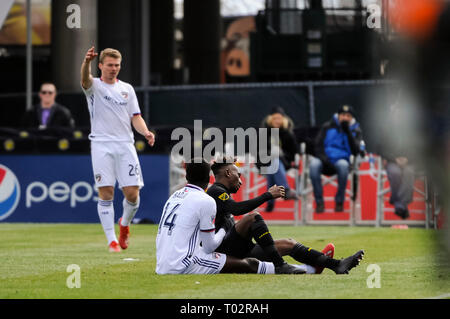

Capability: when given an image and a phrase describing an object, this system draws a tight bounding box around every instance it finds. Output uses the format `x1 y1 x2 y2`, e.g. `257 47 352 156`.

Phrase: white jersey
156 184 217 274
82 77 141 142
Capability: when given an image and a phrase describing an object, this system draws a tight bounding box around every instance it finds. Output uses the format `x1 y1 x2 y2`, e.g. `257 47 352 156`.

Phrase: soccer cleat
275 262 306 275
315 243 335 274
118 217 130 250
108 241 121 253
333 250 364 274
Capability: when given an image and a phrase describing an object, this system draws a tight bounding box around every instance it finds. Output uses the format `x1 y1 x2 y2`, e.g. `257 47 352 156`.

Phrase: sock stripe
258 261 266 274
126 199 139 206
98 199 113 207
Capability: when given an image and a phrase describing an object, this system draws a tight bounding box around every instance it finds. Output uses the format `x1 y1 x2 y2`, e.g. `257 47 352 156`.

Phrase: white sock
257 261 275 274
97 199 117 244
120 197 140 227
293 264 316 274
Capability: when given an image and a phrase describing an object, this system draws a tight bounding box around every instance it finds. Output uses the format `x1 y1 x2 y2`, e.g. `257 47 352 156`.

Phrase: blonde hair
267 114 289 129
99 48 122 64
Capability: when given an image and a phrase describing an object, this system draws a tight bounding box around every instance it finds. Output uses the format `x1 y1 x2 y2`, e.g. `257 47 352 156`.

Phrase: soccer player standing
81 46 155 252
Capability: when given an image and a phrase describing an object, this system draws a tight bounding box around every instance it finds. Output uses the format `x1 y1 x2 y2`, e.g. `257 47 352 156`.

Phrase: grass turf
1 223 449 299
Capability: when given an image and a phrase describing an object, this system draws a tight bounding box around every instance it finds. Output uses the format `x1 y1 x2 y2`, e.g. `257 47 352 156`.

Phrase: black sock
289 243 339 269
250 215 285 267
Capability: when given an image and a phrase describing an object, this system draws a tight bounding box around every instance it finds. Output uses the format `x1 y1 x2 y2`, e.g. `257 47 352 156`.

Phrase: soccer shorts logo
95 174 102 182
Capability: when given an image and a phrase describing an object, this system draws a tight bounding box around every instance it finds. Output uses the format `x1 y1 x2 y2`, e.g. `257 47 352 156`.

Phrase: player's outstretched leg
315 243 335 274
220 256 272 274
288 242 363 275
266 242 334 274
220 256 304 275
274 263 306 274
332 250 365 274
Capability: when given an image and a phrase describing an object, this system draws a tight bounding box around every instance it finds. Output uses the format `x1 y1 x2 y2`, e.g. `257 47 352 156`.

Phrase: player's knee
252 212 263 222
125 193 139 204
275 238 297 255
279 238 296 248
249 211 260 217
98 186 114 201
250 213 268 237
123 187 139 203
244 211 259 222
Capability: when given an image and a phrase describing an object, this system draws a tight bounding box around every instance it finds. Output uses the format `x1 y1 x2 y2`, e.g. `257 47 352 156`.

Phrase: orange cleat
118 217 130 250
315 243 335 274
108 240 121 253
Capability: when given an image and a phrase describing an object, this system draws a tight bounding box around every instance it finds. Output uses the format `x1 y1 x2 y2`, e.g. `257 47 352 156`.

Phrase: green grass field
1 223 449 299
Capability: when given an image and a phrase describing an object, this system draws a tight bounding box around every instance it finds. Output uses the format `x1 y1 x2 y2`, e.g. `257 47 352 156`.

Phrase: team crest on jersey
121 91 128 99
218 192 230 201
214 253 221 259
95 174 102 182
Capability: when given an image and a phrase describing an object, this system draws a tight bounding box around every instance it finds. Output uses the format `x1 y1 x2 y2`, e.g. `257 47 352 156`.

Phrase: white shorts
91 141 144 189
182 249 227 274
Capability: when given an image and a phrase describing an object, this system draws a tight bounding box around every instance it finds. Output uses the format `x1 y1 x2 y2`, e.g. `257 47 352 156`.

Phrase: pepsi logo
0 165 21 221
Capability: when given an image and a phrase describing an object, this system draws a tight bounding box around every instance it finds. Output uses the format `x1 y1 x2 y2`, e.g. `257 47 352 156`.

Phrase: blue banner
0 155 169 223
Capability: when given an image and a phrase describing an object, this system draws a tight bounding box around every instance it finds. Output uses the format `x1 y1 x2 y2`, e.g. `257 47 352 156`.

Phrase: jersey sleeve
199 197 217 232
81 77 97 97
208 185 272 216
128 86 142 118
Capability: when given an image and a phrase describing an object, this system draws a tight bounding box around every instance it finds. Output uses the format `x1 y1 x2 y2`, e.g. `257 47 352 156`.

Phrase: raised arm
80 46 97 89
208 185 285 216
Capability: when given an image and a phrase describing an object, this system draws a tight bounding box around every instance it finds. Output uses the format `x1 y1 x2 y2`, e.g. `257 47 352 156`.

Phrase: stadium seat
373 155 434 228
298 142 362 226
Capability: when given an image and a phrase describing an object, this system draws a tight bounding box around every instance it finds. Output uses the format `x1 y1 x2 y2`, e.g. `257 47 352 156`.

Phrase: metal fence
168 150 438 228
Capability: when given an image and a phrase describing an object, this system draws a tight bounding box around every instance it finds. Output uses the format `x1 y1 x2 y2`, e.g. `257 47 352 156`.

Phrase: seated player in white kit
81 46 155 252
155 159 305 275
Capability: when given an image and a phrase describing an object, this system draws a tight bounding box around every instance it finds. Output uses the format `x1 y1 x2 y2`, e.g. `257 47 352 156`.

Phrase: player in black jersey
207 158 364 275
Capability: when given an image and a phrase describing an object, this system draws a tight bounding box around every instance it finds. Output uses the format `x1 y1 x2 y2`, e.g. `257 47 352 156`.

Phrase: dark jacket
315 114 362 166
258 115 299 170
21 103 75 129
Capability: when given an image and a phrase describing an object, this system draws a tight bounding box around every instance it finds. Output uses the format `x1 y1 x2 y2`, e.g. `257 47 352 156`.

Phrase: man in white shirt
81 46 155 252
156 159 298 275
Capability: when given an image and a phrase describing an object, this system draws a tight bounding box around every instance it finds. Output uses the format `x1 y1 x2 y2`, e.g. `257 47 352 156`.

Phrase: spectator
21 82 75 129
378 100 417 220
259 106 299 212
310 105 363 213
